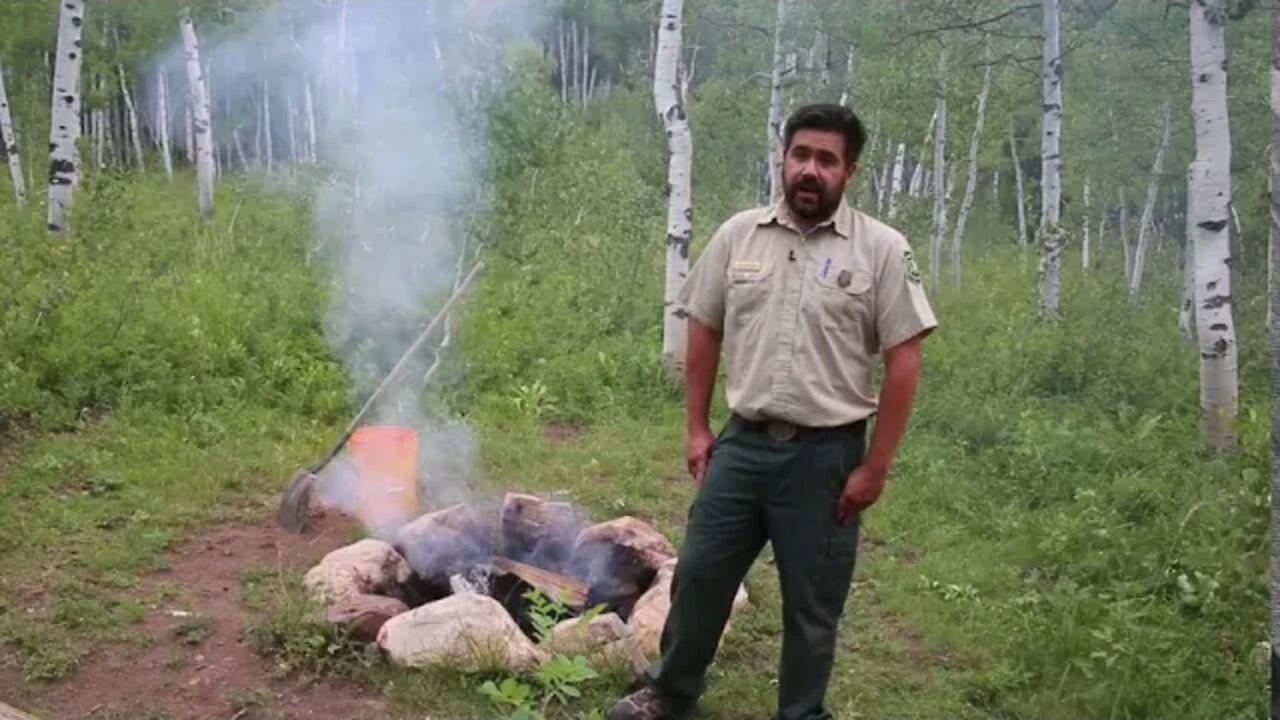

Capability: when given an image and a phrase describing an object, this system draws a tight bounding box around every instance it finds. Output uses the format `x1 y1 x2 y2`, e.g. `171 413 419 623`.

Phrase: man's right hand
686 425 717 485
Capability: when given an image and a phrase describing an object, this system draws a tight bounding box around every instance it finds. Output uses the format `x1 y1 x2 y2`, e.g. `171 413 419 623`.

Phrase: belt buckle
766 419 797 442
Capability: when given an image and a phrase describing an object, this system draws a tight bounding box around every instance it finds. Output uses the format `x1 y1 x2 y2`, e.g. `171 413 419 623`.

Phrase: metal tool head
276 467 317 534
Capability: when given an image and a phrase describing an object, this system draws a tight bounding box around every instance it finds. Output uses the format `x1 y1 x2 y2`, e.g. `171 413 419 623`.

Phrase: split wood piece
493 556 588 610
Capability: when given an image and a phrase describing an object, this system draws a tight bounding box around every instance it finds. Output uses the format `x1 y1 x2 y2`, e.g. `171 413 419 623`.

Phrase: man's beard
783 174 844 223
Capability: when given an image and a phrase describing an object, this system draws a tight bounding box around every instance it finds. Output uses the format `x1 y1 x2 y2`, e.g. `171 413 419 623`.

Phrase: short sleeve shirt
678 198 937 427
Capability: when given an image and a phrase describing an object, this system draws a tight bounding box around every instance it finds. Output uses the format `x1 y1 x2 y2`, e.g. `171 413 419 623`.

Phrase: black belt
729 413 867 442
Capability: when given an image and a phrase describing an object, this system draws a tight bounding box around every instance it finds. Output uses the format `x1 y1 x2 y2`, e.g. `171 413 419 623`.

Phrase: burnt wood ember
493 556 588 610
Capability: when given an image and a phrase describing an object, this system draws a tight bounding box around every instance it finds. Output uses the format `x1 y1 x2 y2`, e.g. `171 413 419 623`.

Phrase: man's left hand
837 463 888 523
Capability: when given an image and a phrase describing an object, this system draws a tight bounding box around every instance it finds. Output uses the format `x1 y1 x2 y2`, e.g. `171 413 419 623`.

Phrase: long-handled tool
277 260 486 533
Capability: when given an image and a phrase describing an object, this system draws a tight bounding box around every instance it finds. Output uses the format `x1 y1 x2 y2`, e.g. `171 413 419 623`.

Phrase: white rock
626 559 750 663
303 539 412 604
376 592 547 672
544 612 628 655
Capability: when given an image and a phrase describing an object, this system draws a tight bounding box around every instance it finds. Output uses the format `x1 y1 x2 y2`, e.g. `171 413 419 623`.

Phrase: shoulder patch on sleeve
904 248 922 284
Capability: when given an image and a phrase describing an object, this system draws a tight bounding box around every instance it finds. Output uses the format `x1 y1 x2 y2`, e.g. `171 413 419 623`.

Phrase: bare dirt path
1 509 391 720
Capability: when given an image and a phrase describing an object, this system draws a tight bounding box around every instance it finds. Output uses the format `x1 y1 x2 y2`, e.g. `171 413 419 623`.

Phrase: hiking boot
606 685 688 720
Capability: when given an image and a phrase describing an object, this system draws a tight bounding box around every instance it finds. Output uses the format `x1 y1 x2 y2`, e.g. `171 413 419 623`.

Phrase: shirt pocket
812 266 873 332
725 261 774 329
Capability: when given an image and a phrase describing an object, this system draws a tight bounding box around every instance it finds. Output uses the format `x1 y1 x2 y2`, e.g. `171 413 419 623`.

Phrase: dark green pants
647 414 865 720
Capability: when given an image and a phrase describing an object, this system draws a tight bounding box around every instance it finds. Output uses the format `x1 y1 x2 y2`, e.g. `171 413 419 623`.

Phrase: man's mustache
793 176 824 192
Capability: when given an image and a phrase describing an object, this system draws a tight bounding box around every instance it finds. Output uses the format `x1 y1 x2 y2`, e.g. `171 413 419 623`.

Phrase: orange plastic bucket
346 425 419 534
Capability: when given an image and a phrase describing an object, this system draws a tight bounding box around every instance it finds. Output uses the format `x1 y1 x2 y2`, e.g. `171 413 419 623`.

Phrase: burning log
493 556 588 610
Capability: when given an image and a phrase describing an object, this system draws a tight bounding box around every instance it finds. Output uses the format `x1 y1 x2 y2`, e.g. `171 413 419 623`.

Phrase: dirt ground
0 510 391 720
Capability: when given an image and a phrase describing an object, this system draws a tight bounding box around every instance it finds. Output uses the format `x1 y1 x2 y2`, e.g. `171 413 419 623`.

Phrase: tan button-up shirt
679 198 937 427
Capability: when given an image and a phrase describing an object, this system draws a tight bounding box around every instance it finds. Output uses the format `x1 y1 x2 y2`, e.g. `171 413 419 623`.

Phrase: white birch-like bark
157 70 173 181
839 47 854 107
263 80 274 171
1009 124 1029 247
0 60 27 207
992 169 1000 199
558 19 568 103
654 0 692 373
1130 101 1171 300
581 23 590 107
286 91 298 165
766 0 788 203
119 65 144 169
1097 209 1107 264
233 125 247 169
929 78 947 295
1038 0 1066 318
181 11 215 219
951 62 991 289
887 142 906 218
1188 0 1238 451
304 77 317 164
184 102 194 163
337 0 349 110
1120 192 1132 282
877 141 892 214
47 0 85 233
908 108 938 198
1081 176 1091 269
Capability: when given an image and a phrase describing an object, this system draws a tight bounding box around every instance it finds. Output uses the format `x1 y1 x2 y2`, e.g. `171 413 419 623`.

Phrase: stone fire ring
302 493 750 675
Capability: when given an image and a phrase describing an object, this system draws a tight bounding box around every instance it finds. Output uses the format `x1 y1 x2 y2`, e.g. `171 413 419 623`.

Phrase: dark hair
783 103 867 164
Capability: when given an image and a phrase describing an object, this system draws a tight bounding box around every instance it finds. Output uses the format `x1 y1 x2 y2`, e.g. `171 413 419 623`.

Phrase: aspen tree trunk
287 91 298 165
1009 124 1029 247
233 125 247 169
951 62 991 289
184 102 194 163
654 0 692 374
1121 192 1132 282
181 11 215 219
1038 0 1066 318
92 76 105 170
766 0 788 203
1081 176 1091 269
558 19 568 103
992 169 1000 199
1188 0 1238 451
0 60 27 207
877 143 892 214
337 0 349 110
908 108 937 198
929 62 947 296
839 47 854 107
263 80 274 171
304 78 317 164
157 70 173 181
47 0 85 234
1129 101 1171 301
1097 209 1107 264
119 65 144 169
887 142 905 219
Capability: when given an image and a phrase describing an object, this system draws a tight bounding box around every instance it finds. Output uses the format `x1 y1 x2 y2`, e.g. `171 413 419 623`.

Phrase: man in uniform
607 103 937 720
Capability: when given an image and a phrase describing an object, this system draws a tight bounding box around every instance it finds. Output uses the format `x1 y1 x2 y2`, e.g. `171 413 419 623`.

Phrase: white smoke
143 0 552 536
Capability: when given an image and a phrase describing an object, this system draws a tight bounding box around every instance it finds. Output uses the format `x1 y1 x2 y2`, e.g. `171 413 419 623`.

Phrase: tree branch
900 3 1041 41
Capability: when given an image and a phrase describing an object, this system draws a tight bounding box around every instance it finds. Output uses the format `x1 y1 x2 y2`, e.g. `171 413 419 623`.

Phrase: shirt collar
758 196 853 239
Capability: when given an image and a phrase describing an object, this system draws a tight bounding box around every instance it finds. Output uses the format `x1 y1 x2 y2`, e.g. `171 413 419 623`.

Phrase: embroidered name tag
731 260 763 272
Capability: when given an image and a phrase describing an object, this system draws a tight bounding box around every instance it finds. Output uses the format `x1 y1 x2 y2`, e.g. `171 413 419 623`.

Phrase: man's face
781 128 856 223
